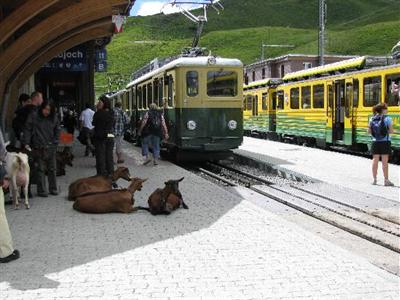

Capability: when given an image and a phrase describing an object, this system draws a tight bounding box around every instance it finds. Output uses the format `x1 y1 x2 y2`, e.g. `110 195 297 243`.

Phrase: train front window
301 86 311 109
363 76 381 107
207 71 238 97
186 71 198 97
386 74 400 106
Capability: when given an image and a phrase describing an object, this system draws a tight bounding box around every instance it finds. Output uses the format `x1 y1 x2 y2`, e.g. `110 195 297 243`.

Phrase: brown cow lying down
73 177 147 214
68 167 131 201
137 177 188 215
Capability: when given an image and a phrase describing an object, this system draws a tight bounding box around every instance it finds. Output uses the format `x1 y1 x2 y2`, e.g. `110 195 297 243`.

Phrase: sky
130 0 218 16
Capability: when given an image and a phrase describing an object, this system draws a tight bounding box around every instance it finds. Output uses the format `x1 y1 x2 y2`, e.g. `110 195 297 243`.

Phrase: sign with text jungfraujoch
42 45 87 72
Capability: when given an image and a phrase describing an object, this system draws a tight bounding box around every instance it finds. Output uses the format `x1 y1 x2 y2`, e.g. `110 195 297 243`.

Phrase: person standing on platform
113 102 129 164
23 101 60 197
0 128 20 263
92 98 115 177
138 103 169 166
368 103 395 186
79 103 95 156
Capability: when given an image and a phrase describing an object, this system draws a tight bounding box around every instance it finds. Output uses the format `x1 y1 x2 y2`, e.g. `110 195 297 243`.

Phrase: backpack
147 111 161 134
370 115 388 140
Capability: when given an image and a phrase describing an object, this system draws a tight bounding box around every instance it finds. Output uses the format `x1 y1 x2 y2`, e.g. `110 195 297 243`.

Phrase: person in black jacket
22 100 60 197
92 97 115 177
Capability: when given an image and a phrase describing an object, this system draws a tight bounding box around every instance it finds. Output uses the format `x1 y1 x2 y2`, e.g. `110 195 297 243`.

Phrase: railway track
197 161 400 254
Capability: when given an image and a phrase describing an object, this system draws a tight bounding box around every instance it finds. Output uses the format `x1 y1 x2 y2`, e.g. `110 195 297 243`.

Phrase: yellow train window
386 74 400 106
313 85 324 108
363 76 381 107
301 86 311 109
262 93 268 110
290 88 299 109
353 80 359 108
246 95 253 111
277 91 284 110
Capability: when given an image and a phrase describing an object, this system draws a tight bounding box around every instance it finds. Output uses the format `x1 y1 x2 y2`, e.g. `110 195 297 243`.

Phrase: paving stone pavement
0 143 399 300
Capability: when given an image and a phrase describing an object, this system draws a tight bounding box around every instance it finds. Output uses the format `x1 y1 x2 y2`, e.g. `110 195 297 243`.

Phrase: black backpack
370 115 388 140
147 111 161 134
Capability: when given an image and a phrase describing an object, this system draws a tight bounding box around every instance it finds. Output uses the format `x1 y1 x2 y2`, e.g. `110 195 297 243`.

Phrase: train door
343 79 354 145
332 80 346 143
326 83 333 143
271 92 277 132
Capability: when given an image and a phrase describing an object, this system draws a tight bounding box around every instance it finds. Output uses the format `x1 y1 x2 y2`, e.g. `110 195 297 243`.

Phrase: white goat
5 152 30 209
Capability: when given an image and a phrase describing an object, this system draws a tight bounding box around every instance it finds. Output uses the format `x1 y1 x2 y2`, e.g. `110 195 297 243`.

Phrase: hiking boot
372 178 377 185
0 250 20 263
384 180 394 187
143 158 152 165
153 159 158 166
50 190 59 196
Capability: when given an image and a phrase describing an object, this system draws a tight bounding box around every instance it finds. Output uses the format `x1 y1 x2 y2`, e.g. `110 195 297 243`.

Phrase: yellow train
243 57 400 159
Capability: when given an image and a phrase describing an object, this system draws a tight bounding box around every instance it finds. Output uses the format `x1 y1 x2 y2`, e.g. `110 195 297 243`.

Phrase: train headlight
187 120 197 130
228 120 237 130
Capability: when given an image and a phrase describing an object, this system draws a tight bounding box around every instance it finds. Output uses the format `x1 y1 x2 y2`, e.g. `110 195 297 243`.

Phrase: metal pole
318 0 326 66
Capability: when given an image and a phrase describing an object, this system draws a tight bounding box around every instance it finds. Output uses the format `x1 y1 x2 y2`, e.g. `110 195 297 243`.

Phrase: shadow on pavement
0 145 242 291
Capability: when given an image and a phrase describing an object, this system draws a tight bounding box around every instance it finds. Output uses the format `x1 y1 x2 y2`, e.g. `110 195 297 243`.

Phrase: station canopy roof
0 0 135 120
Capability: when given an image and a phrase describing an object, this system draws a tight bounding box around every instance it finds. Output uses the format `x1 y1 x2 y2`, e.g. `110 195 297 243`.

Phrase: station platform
1 142 399 299
236 137 399 202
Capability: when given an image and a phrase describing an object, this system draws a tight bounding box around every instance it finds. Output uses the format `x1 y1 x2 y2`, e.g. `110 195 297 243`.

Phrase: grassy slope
95 0 399 94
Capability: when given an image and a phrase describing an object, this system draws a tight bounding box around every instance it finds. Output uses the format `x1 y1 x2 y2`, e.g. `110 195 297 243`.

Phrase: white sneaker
384 180 394 187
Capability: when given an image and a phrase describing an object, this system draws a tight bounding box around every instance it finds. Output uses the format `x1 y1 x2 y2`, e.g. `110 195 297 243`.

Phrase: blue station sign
42 45 87 72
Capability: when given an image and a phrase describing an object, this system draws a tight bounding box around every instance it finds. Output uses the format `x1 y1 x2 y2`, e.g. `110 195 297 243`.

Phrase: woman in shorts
368 103 394 186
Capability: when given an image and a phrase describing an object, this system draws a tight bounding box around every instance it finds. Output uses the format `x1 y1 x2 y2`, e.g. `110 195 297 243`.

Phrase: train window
353 80 359 108
345 83 352 118
207 71 238 97
301 86 311 109
262 93 268 110
159 78 164 107
143 85 147 109
313 85 324 108
272 92 277 110
386 74 400 106
167 75 174 107
328 85 333 108
290 88 299 109
137 87 142 109
153 79 159 104
246 95 253 111
363 76 381 107
147 83 153 104
186 71 198 97
277 91 284 110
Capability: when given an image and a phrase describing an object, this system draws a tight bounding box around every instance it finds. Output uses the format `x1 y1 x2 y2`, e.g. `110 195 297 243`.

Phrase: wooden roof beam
0 0 62 46
0 0 112 80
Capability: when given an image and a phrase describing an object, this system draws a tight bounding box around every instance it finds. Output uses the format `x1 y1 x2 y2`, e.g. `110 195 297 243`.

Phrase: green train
108 55 244 160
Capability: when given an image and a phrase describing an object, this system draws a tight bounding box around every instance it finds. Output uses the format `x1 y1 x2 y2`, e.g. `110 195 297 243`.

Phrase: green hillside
95 0 399 94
